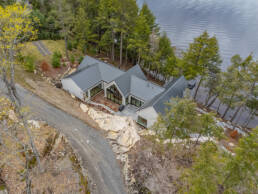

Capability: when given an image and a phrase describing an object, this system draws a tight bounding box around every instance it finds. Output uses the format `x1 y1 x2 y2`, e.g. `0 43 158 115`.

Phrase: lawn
22 40 66 63
15 40 66 88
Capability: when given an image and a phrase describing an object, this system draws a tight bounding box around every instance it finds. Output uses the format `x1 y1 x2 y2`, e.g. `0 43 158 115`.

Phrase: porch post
122 96 126 106
104 84 107 97
88 90 91 99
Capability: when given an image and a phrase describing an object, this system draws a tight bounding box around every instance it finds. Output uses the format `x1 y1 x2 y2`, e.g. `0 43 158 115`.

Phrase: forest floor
0 119 89 193
127 136 183 194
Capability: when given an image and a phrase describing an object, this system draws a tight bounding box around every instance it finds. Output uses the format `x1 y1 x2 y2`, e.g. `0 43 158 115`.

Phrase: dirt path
33 41 51 56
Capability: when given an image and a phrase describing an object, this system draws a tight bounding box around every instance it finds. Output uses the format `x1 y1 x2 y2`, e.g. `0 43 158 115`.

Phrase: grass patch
43 133 59 157
0 184 6 191
14 63 37 90
69 154 90 194
22 42 43 62
22 40 65 64
15 40 66 89
43 40 65 56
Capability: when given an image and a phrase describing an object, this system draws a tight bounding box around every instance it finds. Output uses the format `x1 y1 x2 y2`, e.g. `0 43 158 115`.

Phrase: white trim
105 81 126 105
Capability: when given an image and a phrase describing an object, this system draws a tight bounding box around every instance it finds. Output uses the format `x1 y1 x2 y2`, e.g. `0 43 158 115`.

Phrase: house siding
61 78 84 100
137 107 158 128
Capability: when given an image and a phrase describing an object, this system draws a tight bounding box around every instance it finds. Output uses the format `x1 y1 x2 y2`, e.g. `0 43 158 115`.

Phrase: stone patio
91 91 120 112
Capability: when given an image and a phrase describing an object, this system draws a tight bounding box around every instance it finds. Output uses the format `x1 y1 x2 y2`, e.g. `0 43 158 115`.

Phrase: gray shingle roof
130 75 164 101
114 65 147 97
141 76 188 114
66 63 102 91
63 56 187 112
64 56 124 91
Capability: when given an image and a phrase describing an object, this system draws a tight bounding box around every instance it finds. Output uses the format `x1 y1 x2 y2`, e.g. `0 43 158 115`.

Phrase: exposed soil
128 137 183 194
24 78 100 130
0 121 89 194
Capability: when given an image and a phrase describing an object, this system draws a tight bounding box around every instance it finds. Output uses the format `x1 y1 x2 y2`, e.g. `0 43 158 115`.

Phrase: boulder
28 120 41 129
87 107 140 152
8 110 18 123
80 103 88 113
71 94 76 99
107 131 119 140
112 144 130 154
117 127 140 148
229 142 235 147
69 68 76 75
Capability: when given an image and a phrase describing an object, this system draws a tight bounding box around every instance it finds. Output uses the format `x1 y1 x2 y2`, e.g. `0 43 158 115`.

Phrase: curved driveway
0 81 126 194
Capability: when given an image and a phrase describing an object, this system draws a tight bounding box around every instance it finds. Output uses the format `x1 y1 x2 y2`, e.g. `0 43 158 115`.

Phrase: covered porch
91 91 120 112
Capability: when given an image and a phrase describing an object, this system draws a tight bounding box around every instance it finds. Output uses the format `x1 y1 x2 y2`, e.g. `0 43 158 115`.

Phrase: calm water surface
138 0 258 70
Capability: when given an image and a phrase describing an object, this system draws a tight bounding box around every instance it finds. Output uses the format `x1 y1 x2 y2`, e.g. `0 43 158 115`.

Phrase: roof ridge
151 77 184 106
96 63 103 79
87 55 125 72
131 75 165 89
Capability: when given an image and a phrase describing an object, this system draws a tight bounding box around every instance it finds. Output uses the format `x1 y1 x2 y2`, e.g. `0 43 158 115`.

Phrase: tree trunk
65 36 69 61
193 77 202 100
230 106 242 122
217 101 222 114
204 91 213 106
244 111 255 128
193 133 202 149
119 32 123 67
125 47 128 66
222 105 231 119
207 95 218 108
137 53 141 65
222 94 234 119
111 31 115 61
2 66 42 173
25 152 31 194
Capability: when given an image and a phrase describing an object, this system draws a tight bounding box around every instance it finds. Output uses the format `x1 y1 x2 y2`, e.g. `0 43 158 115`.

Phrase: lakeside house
61 56 189 128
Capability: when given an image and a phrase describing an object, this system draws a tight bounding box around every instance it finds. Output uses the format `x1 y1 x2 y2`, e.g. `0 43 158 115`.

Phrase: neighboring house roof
64 56 124 91
114 65 148 97
140 76 188 114
130 75 165 102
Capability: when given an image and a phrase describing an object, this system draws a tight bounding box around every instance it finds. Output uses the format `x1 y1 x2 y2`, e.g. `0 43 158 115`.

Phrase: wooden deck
91 91 120 112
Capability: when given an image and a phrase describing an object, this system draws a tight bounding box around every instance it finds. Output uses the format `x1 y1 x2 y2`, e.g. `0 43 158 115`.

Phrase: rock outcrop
80 103 89 113
86 106 140 154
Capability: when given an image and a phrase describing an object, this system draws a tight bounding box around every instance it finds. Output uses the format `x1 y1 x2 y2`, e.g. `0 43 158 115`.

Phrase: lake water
138 0 258 70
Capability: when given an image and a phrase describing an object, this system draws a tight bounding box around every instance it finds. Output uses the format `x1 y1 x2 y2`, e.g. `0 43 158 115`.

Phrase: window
137 116 147 128
90 83 102 97
126 97 129 105
131 96 143 108
107 85 122 105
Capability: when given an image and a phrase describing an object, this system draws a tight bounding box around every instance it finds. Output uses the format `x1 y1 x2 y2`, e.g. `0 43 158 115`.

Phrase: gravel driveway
0 80 126 194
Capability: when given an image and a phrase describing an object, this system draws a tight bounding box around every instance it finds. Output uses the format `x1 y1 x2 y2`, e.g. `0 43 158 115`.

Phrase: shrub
79 56 84 64
52 51 62 68
40 61 50 72
24 55 35 72
71 55 75 64
17 53 25 63
67 41 73 51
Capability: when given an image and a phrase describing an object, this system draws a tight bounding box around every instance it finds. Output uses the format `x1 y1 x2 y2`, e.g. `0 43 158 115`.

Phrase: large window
90 83 102 97
107 85 122 105
131 96 143 108
137 116 147 128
